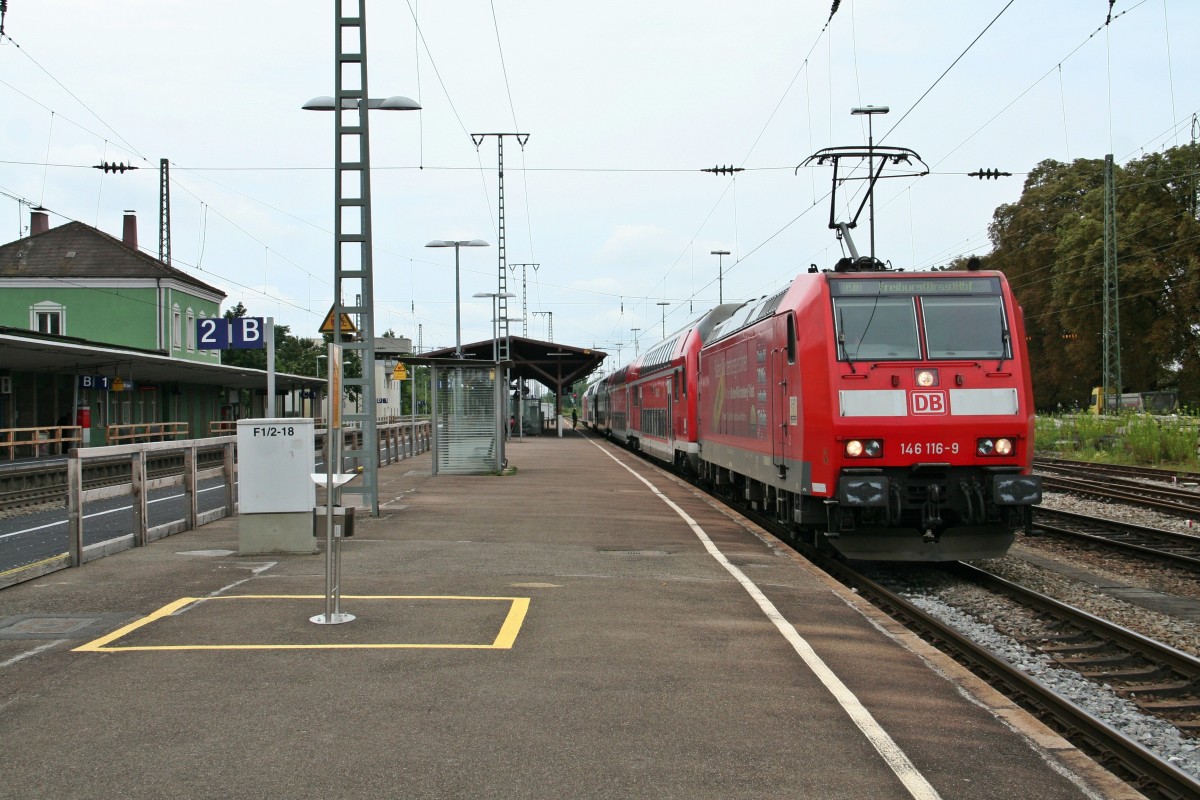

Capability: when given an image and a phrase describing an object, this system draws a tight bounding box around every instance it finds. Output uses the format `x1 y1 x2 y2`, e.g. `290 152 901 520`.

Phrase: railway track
1036 456 1200 486
0 451 227 510
836 558 1200 800
1039 474 1200 518
1033 507 1200 570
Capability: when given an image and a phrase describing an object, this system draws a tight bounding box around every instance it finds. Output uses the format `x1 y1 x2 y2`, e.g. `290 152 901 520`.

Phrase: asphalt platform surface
0 429 1144 799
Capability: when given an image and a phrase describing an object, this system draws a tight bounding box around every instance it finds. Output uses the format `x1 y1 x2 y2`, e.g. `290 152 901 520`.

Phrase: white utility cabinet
237 418 317 553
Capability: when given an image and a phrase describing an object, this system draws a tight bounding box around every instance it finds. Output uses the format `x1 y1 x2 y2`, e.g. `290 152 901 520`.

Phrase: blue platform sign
197 317 267 350
78 375 112 390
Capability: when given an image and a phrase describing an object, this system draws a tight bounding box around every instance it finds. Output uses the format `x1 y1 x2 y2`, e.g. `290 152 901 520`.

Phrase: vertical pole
132 450 147 547
332 0 379 515
67 448 83 567
266 316 276 417
183 443 197 531
159 158 171 266
1102 153 1122 414
454 244 462 357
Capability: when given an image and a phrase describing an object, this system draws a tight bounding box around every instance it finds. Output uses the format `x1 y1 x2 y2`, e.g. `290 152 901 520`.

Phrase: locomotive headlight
845 439 883 458
977 437 1015 457
915 369 938 387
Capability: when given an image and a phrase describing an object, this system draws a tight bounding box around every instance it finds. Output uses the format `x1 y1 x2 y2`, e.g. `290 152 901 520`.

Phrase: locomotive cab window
923 296 1010 359
833 297 920 361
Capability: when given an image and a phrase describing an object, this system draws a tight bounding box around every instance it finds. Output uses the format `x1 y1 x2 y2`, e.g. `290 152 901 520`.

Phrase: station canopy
0 328 320 391
419 336 606 394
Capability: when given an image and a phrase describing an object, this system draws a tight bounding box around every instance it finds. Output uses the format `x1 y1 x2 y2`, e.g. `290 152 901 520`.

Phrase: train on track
584 257 1043 561
586 140 1044 561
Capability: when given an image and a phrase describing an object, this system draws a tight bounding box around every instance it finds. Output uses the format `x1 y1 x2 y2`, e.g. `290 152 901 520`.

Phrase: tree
981 146 1200 409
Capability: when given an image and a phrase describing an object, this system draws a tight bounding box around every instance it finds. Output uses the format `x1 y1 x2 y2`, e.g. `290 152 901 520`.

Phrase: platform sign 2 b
197 317 267 350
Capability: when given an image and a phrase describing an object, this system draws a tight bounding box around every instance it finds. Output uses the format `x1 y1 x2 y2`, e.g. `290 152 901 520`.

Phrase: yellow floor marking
0 552 69 580
73 595 530 653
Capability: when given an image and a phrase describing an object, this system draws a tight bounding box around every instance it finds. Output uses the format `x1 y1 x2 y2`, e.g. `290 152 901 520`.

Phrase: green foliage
1036 412 1199 468
982 145 1200 410
219 302 361 401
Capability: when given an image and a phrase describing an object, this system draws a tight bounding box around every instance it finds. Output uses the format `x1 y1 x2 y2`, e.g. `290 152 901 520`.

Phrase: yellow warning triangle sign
319 306 358 334
391 363 408 380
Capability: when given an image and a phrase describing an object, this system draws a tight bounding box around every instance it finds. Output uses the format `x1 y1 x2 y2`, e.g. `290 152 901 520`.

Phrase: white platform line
589 440 942 800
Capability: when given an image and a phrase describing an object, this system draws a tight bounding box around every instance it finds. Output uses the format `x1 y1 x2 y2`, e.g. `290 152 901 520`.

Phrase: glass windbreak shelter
432 365 502 475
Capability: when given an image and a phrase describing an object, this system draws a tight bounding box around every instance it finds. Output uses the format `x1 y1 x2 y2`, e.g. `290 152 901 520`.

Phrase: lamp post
302 74 421 521
850 105 889 261
656 301 670 339
711 250 730 303
427 239 489 358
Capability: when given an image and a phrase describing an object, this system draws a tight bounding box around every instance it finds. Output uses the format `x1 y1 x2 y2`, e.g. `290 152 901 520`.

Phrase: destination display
830 277 1001 296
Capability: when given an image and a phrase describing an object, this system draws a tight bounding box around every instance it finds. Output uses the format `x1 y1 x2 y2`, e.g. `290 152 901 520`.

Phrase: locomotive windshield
922 296 1009 359
831 276 1008 361
834 297 921 360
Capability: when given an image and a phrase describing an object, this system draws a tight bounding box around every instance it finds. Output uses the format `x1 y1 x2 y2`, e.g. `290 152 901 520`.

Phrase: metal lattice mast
333 0 379 512
158 158 171 265
1102 153 1121 413
511 264 538 336
471 133 529 360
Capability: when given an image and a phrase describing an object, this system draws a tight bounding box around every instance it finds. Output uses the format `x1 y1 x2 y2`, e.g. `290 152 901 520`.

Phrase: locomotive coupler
921 484 944 540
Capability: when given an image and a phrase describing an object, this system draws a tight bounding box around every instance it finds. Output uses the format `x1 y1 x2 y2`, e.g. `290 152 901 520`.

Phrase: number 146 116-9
900 442 959 456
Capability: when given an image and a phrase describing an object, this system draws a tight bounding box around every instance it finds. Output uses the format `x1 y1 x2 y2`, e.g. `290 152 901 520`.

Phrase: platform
0 431 1141 799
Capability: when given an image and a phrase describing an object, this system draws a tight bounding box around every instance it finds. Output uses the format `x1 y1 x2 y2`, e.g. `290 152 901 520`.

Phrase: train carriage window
922 296 1008 359
833 297 920 361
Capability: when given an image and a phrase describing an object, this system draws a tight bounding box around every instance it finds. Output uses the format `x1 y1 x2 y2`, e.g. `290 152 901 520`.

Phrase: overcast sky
2 1 1196 366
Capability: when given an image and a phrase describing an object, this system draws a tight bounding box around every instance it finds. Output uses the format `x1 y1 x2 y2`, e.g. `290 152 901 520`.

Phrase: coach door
773 315 796 478
666 373 675 453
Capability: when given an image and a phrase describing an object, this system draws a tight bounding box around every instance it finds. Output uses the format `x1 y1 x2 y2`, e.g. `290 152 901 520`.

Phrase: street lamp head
303 95 422 111
711 249 730 256
851 105 890 115
426 239 490 248
378 96 422 110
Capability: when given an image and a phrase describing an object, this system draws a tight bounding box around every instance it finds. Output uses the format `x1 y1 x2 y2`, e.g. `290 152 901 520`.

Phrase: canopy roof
419 335 606 392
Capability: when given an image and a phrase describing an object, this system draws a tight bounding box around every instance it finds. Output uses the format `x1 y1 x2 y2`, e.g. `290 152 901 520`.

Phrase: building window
172 304 182 350
186 309 196 351
30 301 65 336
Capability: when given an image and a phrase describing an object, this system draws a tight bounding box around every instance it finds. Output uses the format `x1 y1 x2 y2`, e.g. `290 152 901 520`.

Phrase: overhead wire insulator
967 168 1011 180
93 162 139 174
701 165 744 175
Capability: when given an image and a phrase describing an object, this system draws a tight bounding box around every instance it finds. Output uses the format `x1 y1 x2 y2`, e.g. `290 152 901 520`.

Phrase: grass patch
1036 412 1199 469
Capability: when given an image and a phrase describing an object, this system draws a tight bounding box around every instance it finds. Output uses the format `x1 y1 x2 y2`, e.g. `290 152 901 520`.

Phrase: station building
0 208 320 454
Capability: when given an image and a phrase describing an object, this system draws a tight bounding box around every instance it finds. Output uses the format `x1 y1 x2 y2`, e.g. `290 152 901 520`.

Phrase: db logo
910 391 947 415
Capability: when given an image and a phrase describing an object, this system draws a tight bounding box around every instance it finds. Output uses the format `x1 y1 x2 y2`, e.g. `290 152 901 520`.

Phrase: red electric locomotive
695 257 1041 561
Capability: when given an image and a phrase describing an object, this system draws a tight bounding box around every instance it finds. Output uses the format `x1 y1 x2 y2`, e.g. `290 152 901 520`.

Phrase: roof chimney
30 207 49 236
122 210 137 249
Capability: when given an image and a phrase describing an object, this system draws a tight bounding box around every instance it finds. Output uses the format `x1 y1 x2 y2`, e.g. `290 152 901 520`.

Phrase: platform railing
0 421 436 588
105 422 190 445
66 436 237 568
1 426 83 460
62 420 432 568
